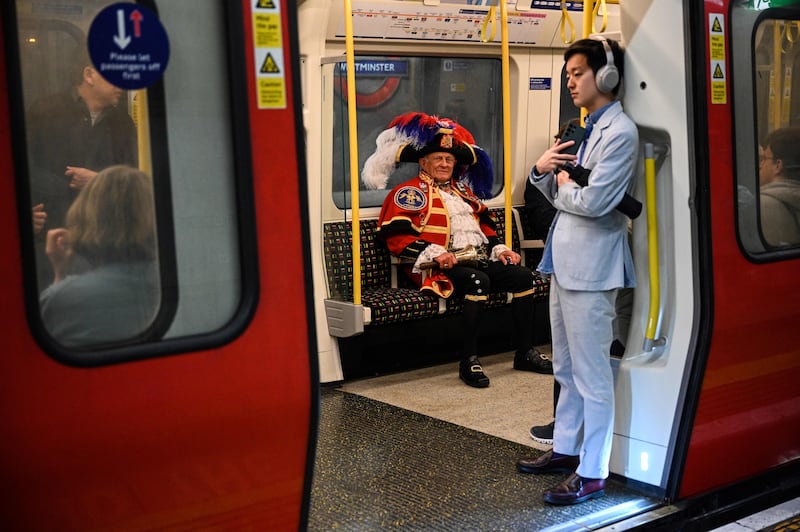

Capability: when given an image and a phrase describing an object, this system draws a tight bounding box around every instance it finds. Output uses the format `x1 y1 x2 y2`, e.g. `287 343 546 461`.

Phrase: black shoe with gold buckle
459 355 490 388
513 348 553 375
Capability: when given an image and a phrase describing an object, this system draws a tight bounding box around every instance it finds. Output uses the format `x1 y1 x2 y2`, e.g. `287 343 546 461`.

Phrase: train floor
308 349 661 531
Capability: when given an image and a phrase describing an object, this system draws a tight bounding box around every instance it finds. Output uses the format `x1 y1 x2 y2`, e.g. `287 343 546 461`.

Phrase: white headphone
591 36 620 94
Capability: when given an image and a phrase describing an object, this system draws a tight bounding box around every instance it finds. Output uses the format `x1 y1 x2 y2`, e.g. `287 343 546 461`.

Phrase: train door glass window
6 1 254 363
330 56 503 209
734 4 800 254
754 17 800 249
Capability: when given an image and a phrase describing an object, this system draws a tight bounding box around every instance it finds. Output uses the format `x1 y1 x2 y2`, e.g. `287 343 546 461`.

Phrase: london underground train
1 0 798 530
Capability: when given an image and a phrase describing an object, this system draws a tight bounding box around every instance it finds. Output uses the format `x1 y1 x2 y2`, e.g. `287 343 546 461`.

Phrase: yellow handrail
132 90 151 175
643 144 660 350
500 2 513 248
343 0 362 305
480 5 512 247
771 20 781 130
579 0 595 125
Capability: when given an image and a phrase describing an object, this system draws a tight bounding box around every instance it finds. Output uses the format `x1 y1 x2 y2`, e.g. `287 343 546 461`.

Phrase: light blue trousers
549 274 617 479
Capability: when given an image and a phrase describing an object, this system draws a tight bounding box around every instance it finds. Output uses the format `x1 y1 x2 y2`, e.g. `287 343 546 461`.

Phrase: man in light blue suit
515 37 638 505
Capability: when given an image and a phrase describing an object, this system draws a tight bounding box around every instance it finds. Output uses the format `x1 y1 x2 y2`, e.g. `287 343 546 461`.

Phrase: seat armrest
390 256 416 288
519 239 544 249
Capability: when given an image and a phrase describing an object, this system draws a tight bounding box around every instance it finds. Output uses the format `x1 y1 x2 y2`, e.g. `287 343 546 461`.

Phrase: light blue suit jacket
530 101 637 291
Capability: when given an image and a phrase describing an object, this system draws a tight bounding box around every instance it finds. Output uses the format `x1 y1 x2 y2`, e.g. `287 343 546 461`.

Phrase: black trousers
444 261 538 358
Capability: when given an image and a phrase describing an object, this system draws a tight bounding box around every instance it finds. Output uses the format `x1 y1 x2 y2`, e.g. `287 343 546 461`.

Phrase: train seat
322 209 550 337
323 219 441 334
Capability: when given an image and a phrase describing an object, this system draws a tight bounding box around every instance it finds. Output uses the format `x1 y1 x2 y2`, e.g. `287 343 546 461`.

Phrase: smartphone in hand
558 122 586 155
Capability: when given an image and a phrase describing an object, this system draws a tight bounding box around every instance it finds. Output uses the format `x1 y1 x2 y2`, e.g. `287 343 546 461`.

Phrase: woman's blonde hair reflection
40 165 159 347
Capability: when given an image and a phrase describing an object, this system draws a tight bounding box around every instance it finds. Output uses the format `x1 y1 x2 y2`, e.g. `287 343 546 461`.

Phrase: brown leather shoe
543 472 606 505
516 449 579 474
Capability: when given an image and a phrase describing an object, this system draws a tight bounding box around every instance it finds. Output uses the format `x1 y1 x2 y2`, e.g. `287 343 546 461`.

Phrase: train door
675 0 800 498
565 0 800 504
0 1 316 529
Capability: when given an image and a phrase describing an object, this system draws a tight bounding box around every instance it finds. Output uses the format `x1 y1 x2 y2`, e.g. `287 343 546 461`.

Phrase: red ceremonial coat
377 173 498 297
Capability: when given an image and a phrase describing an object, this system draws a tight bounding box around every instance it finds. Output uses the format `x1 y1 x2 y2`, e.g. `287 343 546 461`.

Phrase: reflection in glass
16 1 161 346
753 18 800 248
332 56 503 209
38 165 160 347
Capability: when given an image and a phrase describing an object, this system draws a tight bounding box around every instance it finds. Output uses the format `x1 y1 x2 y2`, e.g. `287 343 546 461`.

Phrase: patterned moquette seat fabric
322 211 549 327
323 220 439 326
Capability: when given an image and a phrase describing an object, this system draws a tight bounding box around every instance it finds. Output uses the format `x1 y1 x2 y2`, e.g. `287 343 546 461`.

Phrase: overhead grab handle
592 0 608 34
561 0 619 44
481 6 497 43
560 1 576 44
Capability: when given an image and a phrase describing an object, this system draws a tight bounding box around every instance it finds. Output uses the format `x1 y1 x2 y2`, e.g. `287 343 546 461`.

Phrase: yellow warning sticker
709 13 726 104
259 78 286 108
712 62 725 81
251 1 286 109
261 53 281 74
254 13 282 48
711 60 727 104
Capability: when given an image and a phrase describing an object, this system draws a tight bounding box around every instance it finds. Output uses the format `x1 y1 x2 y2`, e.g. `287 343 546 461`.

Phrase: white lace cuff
490 244 511 262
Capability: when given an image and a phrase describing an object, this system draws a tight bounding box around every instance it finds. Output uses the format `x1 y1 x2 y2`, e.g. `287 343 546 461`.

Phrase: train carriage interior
299 1 672 527
299 0 800 528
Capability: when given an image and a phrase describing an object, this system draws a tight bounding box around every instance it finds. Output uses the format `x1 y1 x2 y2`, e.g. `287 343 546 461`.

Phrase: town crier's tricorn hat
361 112 494 198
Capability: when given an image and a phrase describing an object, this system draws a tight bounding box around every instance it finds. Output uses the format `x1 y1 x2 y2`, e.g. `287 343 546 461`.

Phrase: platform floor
309 350 659 531
308 351 799 531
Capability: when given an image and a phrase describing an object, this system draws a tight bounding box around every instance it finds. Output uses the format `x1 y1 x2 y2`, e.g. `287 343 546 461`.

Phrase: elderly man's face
420 152 456 183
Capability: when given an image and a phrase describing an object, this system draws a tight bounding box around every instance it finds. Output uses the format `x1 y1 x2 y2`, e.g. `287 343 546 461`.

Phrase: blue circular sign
87 3 170 90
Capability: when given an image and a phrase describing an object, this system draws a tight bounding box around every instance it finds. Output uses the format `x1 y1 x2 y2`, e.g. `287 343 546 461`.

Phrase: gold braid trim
512 288 536 299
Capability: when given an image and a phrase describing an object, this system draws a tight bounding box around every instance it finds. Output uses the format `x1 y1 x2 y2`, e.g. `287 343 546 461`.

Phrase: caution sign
251 0 286 109
711 60 727 104
709 13 726 104
261 53 280 73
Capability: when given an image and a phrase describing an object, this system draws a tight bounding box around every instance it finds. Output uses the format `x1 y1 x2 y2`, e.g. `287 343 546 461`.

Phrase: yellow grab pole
133 90 151 175
578 0 594 125
643 144 660 350
582 0 593 40
500 1 513 248
771 21 782 130
343 0 361 305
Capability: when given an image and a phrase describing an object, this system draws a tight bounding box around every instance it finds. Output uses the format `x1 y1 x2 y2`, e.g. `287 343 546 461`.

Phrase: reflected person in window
27 50 137 288
759 126 800 246
39 165 159 347
363 112 551 388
